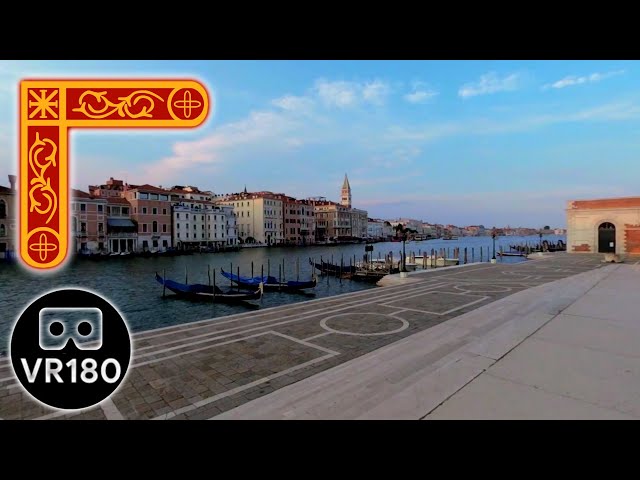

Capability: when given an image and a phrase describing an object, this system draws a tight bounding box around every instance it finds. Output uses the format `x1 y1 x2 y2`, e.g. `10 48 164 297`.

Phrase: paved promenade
0 253 617 419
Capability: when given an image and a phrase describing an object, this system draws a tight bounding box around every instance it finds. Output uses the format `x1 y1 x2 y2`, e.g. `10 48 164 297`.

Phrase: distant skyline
1 60 639 228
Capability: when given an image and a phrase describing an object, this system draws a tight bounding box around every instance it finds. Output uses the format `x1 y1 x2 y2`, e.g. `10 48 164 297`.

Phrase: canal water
0 234 565 352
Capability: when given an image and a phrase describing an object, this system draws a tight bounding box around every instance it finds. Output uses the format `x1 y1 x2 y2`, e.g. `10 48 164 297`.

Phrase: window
201 215 204 221
163 240 168 247
247 212 250 218
177 223 180 229
214 215 217 221
177 213 180 219
214 224 217 230
162 224 167 233
150 193 158 200
193 224 196 230
162 208 167 215
153 240 158 248
142 207 147 214
160 195 168 201
98 204 103 213
152 221 158 233
186 232 189 238
138 193 148 199
80 203 86 212
152 207 157 215
202 233 204 239
0 224 5 236
133 207 137 214
0 200 6 219
186 213 189 219
177 233 180 238
98 223 104 232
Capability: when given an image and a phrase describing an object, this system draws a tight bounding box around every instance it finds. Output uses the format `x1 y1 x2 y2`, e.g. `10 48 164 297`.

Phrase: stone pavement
0 253 611 419
216 256 640 419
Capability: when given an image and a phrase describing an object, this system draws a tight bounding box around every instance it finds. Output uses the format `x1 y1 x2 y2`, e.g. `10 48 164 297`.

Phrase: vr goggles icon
38 308 103 351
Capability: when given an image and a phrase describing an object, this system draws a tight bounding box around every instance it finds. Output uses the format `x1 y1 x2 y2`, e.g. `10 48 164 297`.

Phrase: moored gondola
155 273 262 303
220 268 316 292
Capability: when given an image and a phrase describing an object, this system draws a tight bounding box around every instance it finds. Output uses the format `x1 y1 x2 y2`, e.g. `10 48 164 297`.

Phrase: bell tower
341 174 351 208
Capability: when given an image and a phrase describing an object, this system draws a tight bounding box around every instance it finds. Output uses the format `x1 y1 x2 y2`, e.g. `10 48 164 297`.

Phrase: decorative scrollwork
28 132 58 224
71 90 165 119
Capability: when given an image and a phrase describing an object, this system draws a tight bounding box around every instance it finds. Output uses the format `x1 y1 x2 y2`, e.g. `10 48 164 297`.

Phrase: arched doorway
598 222 616 253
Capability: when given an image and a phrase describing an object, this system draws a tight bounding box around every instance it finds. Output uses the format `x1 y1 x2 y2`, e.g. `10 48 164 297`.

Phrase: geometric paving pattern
0 253 607 419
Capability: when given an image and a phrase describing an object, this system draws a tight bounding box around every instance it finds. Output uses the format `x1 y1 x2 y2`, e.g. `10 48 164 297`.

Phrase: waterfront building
71 189 107 253
216 190 284 245
283 196 316 245
124 184 173 252
310 200 351 240
464 225 486 236
351 208 368 239
0 175 16 260
567 196 640 255
367 218 385 239
172 199 237 250
554 228 566 235
106 197 137 253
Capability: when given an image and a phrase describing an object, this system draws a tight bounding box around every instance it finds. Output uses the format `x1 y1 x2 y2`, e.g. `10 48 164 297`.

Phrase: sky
1 60 638 228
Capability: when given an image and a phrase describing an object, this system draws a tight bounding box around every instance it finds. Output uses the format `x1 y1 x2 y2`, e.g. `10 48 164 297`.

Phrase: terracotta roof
0 185 12 194
128 184 166 193
107 197 131 205
72 189 94 199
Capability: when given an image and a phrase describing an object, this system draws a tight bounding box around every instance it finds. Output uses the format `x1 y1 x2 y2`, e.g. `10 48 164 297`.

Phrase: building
0 175 17 260
567 196 640 255
124 184 173 252
106 197 137 253
310 200 351 240
71 189 107 253
464 225 486 237
341 174 352 208
351 208 368 239
367 219 389 239
172 199 237 250
216 190 284 245
283 196 316 245
554 228 567 235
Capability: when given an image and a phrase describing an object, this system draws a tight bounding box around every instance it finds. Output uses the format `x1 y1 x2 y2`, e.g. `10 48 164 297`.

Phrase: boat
220 268 317 292
497 252 527 257
309 259 358 276
155 273 263 303
442 235 459 240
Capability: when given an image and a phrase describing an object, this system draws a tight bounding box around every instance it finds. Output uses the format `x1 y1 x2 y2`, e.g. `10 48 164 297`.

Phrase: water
0 234 565 352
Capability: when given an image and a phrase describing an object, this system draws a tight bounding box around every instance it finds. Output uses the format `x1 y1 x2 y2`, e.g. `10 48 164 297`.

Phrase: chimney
8 175 16 191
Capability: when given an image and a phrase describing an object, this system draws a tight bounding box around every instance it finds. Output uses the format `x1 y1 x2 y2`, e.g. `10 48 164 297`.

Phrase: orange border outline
19 79 210 271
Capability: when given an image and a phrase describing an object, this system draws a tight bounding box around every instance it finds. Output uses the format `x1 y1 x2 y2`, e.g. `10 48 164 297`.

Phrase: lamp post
491 227 497 263
539 229 543 252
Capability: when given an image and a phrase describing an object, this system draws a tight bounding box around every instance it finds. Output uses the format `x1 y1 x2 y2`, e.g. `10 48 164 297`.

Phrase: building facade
106 197 137 253
567 197 640 255
172 200 238 250
283 196 316 245
312 201 352 240
71 189 108 253
216 191 284 245
125 184 173 252
0 175 17 260
350 208 368 239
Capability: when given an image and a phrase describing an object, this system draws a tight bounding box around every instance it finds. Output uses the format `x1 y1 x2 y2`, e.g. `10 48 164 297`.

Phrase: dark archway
598 222 616 253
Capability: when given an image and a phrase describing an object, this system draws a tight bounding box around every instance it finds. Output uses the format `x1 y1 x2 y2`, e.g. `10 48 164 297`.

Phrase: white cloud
314 78 390 108
403 81 438 104
271 94 314 112
362 80 390 105
544 69 625 90
404 89 438 104
458 72 520 98
144 110 298 184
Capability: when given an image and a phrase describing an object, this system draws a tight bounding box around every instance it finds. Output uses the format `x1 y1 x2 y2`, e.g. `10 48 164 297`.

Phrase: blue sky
1 60 638 228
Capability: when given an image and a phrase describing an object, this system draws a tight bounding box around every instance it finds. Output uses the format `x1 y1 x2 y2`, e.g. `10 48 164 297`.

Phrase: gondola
497 252 527 257
155 273 262 303
309 258 357 276
220 268 317 292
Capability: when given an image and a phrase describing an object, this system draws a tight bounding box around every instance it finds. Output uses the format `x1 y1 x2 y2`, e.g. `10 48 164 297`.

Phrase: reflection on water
0 235 564 353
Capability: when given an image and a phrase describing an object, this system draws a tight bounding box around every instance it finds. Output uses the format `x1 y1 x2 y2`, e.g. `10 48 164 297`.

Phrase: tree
543 225 550 230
